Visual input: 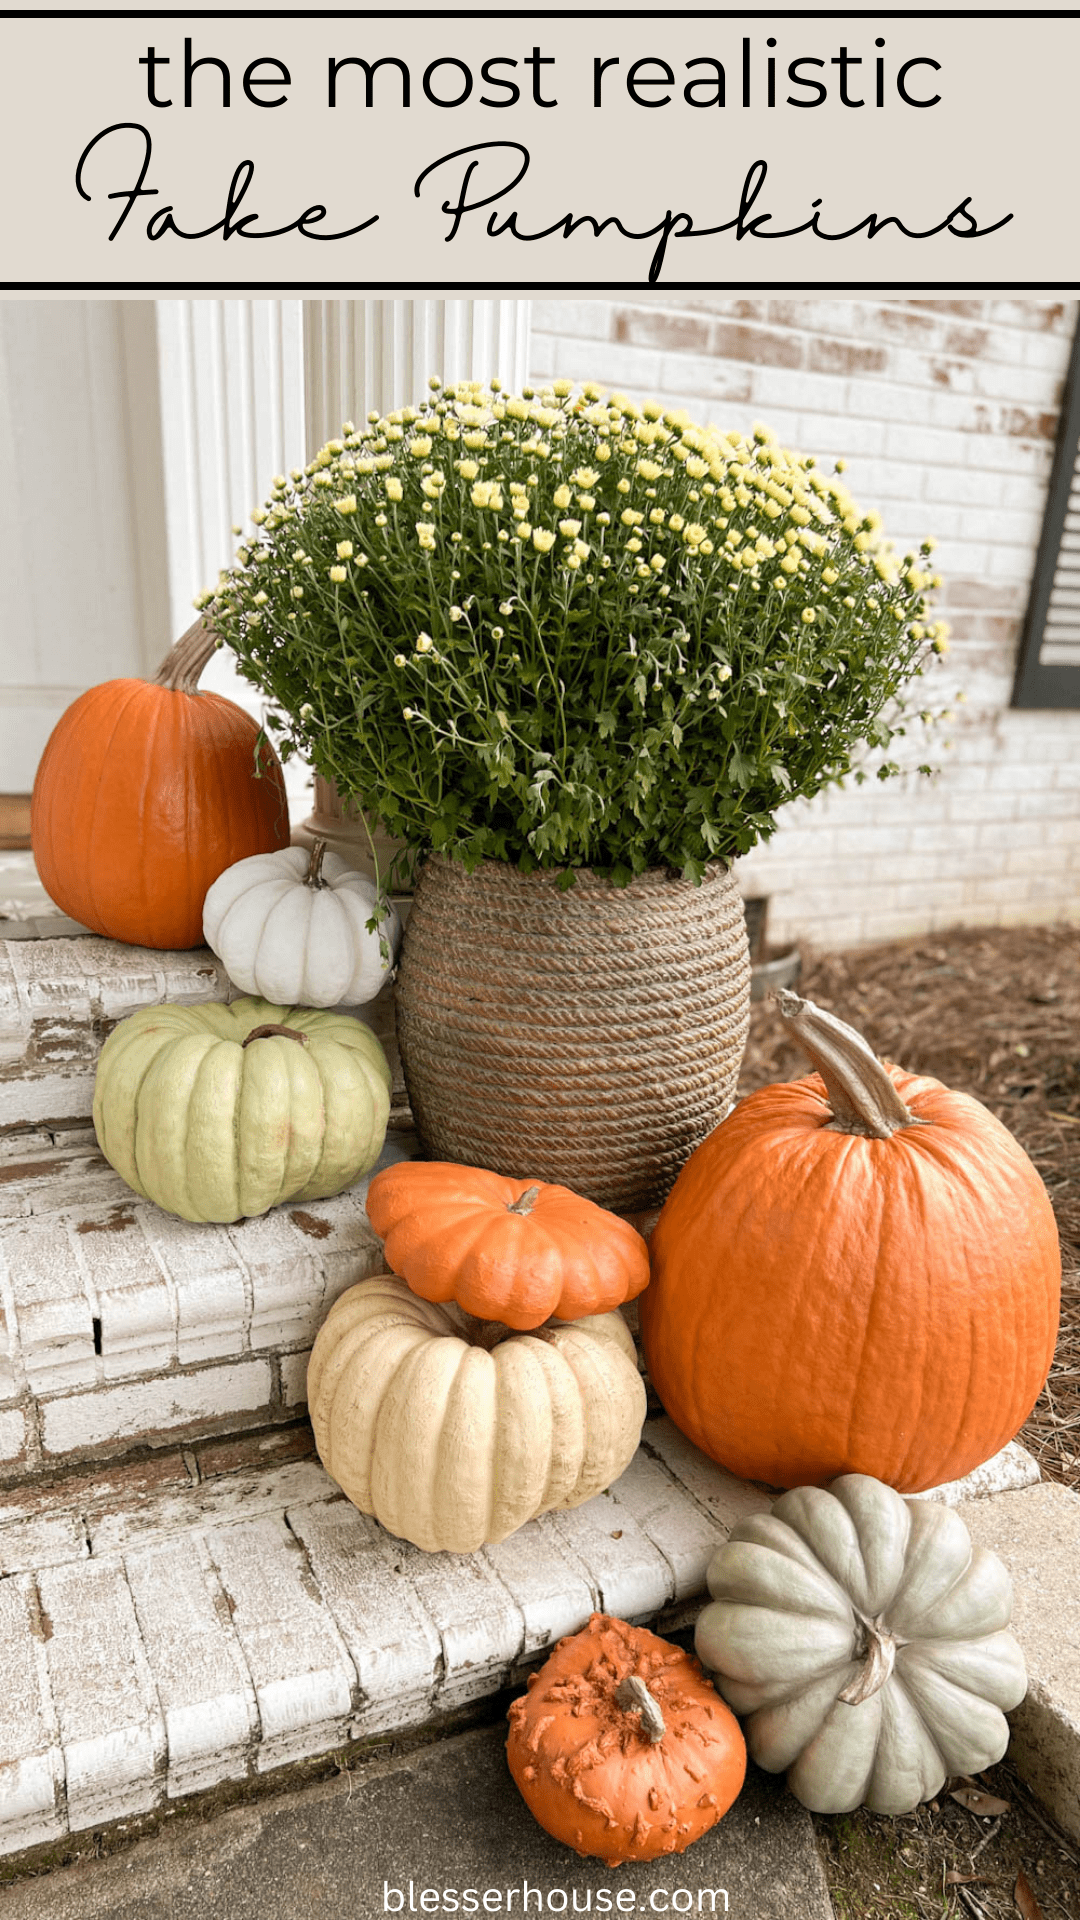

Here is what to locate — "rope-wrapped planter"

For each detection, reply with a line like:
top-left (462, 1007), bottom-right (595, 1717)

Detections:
top-left (395, 857), bottom-right (752, 1213)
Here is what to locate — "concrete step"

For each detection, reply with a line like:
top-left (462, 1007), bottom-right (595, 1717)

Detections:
top-left (0, 1723), bottom-right (837, 1920)
top-left (0, 1124), bottom-right (419, 1478)
top-left (0, 935), bottom-right (399, 1131)
top-left (959, 1481), bottom-right (1080, 1846)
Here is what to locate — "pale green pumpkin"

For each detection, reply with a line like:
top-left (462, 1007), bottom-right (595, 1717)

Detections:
top-left (93, 997), bottom-right (391, 1223)
top-left (694, 1475), bottom-right (1027, 1817)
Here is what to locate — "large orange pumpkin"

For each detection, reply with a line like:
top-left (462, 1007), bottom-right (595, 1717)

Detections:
top-left (639, 991), bottom-right (1061, 1495)
top-left (31, 621), bottom-right (289, 950)
top-left (366, 1160), bottom-right (650, 1330)
top-left (507, 1613), bottom-right (746, 1866)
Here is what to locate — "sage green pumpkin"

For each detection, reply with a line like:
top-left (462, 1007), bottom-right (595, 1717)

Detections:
top-left (694, 1475), bottom-right (1027, 1816)
top-left (93, 998), bottom-right (391, 1223)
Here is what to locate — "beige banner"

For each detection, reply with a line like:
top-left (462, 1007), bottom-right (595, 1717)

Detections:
top-left (0, 13), bottom-right (1071, 288)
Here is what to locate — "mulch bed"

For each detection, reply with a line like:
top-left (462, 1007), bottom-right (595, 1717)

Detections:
top-left (816, 1757), bottom-right (1079, 1920)
top-left (737, 925), bottom-right (1080, 1494)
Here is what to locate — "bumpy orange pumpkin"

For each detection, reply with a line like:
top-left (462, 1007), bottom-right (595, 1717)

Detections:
top-left (366, 1161), bottom-right (650, 1330)
top-left (507, 1613), bottom-right (746, 1866)
top-left (31, 621), bottom-right (289, 950)
top-left (640, 991), bottom-right (1061, 1495)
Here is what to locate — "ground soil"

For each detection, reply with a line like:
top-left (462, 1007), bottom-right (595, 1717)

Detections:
top-left (739, 924), bottom-right (1080, 1493)
top-left (816, 1759), bottom-right (1079, 1920)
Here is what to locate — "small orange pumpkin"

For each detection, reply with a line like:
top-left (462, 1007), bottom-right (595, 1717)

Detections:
top-left (640, 990), bottom-right (1062, 1495)
top-left (365, 1161), bottom-right (650, 1330)
top-left (507, 1613), bottom-right (746, 1866)
top-left (31, 621), bottom-right (289, 950)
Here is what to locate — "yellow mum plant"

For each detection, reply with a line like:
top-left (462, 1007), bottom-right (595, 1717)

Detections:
top-left (203, 379), bottom-right (946, 884)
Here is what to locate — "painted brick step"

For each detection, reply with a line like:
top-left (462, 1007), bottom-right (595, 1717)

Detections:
top-left (0, 936), bottom-right (399, 1131)
top-left (0, 1415), bottom-right (767, 1856)
top-left (0, 1125), bottom-right (420, 1479)
top-left (0, 1416), bottom-right (1046, 1862)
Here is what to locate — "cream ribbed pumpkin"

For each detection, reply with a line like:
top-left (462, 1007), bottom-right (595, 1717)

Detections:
top-left (694, 1475), bottom-right (1027, 1816)
top-left (93, 998), bottom-right (391, 1223)
top-left (202, 838), bottom-right (400, 1007)
top-left (308, 1275), bottom-right (647, 1552)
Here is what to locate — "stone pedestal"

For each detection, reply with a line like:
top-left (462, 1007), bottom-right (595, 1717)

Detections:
top-left (292, 778), bottom-right (412, 893)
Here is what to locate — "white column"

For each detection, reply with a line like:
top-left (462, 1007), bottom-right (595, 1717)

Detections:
top-left (303, 299), bottom-right (531, 452)
top-left (155, 300), bottom-right (307, 642)
top-left (154, 299), bottom-right (309, 807)
top-left (155, 298), bottom-right (530, 836)
top-left (154, 297), bottom-right (531, 634)
top-left (297, 298), bottom-right (531, 867)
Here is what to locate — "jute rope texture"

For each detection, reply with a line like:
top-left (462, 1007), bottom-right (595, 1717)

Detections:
top-left (395, 857), bottom-right (752, 1213)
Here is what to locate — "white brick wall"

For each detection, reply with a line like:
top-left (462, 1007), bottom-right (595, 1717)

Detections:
top-left (530, 297), bottom-right (1080, 949)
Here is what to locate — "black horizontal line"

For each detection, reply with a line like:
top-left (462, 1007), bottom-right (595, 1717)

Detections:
top-left (2, 282), bottom-right (1076, 293)
top-left (1, 9), bottom-right (1077, 17)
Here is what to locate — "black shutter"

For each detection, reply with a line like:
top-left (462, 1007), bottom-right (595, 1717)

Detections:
top-left (1014, 316), bottom-right (1080, 710)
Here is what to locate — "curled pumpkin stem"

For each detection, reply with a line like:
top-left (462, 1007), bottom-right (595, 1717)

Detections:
top-left (241, 1024), bottom-right (309, 1049)
top-left (838, 1621), bottom-right (897, 1705)
top-left (153, 618), bottom-right (220, 693)
top-left (615, 1673), bottom-right (666, 1744)
top-left (776, 990), bottom-right (921, 1141)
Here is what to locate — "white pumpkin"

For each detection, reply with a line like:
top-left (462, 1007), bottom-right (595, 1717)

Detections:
top-left (307, 1275), bottom-right (647, 1553)
top-left (694, 1475), bottom-right (1027, 1816)
top-left (203, 838), bottom-right (401, 1007)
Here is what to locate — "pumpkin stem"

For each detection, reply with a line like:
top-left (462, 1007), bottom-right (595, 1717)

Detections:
top-left (460, 1315), bottom-right (515, 1351)
top-left (838, 1621), bottom-right (897, 1705)
top-left (153, 619), bottom-right (221, 693)
top-left (305, 839), bottom-right (329, 890)
top-left (615, 1674), bottom-right (666, 1745)
top-left (459, 1313), bottom-right (558, 1350)
top-left (241, 1024), bottom-right (309, 1049)
top-left (776, 990), bottom-right (921, 1141)
top-left (507, 1185), bottom-right (542, 1216)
